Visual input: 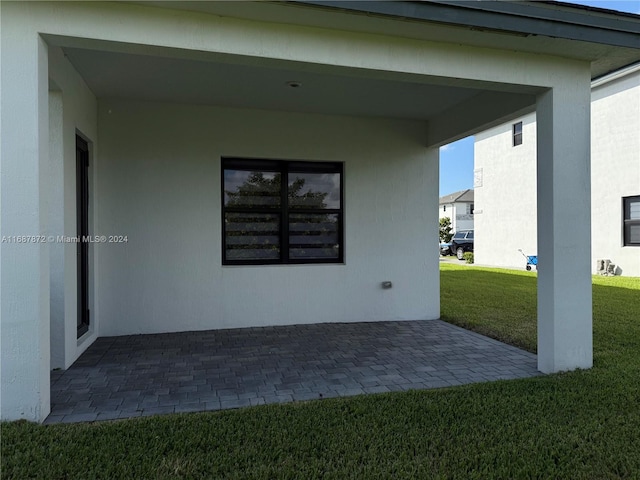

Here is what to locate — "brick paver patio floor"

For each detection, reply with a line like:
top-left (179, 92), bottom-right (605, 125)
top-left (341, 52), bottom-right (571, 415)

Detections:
top-left (45, 320), bottom-right (540, 424)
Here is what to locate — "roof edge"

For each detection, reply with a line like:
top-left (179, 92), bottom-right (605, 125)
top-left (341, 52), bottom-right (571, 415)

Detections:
top-left (292, 1), bottom-right (640, 49)
top-left (592, 61), bottom-right (640, 87)
top-left (439, 188), bottom-right (474, 204)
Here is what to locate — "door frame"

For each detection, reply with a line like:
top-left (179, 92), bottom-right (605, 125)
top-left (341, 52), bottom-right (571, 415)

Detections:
top-left (76, 134), bottom-right (90, 338)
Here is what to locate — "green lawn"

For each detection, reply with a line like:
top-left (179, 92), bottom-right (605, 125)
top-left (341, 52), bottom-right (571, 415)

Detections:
top-left (3, 265), bottom-right (640, 479)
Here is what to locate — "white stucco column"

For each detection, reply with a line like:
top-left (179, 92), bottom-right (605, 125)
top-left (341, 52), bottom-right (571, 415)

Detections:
top-left (0, 30), bottom-right (51, 421)
top-left (49, 90), bottom-right (66, 370)
top-left (536, 74), bottom-right (592, 373)
top-left (426, 146), bottom-right (441, 319)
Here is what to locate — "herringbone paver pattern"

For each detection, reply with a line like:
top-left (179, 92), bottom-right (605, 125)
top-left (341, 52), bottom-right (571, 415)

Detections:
top-left (45, 320), bottom-right (540, 423)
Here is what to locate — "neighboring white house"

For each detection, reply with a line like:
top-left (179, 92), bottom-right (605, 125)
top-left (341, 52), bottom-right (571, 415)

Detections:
top-left (474, 63), bottom-right (640, 277)
top-left (439, 189), bottom-right (474, 233)
top-left (2, 0), bottom-right (639, 422)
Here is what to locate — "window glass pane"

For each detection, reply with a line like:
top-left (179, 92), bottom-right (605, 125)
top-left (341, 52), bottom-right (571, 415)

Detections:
top-left (222, 158), bottom-right (343, 265)
top-left (467, 231), bottom-right (474, 239)
top-left (629, 200), bottom-right (640, 220)
top-left (224, 170), bottom-right (281, 208)
top-left (513, 122), bottom-right (523, 146)
top-left (225, 212), bottom-right (280, 260)
top-left (628, 224), bottom-right (640, 244)
top-left (289, 213), bottom-right (340, 259)
top-left (288, 173), bottom-right (341, 209)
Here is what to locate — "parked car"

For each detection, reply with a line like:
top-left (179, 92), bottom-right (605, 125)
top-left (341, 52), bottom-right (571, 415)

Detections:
top-left (451, 230), bottom-right (474, 260)
top-left (439, 242), bottom-right (452, 256)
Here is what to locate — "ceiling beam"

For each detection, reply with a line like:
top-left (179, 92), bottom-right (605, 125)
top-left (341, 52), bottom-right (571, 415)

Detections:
top-left (426, 90), bottom-right (537, 148)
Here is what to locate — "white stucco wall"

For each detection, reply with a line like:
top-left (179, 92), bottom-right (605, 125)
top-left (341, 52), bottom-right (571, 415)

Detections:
top-left (475, 69), bottom-right (640, 277)
top-left (474, 114), bottom-right (538, 269)
top-left (454, 202), bottom-right (474, 232)
top-left (0, 0), bottom-right (599, 421)
top-left (439, 205), bottom-right (451, 220)
top-left (48, 91), bottom-right (65, 369)
top-left (591, 71), bottom-right (640, 277)
top-left (48, 46), bottom-right (99, 369)
top-left (96, 100), bottom-right (439, 336)
top-left (1, 30), bottom-right (52, 421)
top-left (438, 204), bottom-right (453, 236)
top-left (439, 202), bottom-right (474, 233)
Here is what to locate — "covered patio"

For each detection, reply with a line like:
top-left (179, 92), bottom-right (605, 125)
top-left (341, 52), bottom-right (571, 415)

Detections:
top-left (3, 1), bottom-right (639, 423)
top-left (45, 320), bottom-right (539, 423)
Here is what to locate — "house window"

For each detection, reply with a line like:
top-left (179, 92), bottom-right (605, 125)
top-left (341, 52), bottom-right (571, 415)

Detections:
top-left (468, 203), bottom-right (474, 215)
top-left (512, 121), bottom-right (523, 146)
top-left (222, 158), bottom-right (344, 265)
top-left (623, 196), bottom-right (640, 246)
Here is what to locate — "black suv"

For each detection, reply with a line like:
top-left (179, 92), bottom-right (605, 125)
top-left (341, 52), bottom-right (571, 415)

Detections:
top-left (450, 230), bottom-right (474, 260)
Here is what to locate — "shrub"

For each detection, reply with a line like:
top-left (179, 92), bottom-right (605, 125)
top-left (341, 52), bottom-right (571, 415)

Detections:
top-left (463, 252), bottom-right (474, 264)
top-left (439, 217), bottom-right (453, 243)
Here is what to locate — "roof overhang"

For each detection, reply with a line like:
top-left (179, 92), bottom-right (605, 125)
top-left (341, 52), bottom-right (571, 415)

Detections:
top-left (134, 0), bottom-right (639, 79)
top-left (46, 0), bottom-right (639, 146)
top-left (295, 0), bottom-right (640, 78)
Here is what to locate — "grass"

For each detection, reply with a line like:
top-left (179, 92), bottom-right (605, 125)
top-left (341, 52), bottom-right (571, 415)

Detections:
top-left (2, 265), bottom-right (640, 479)
top-left (440, 264), bottom-right (538, 351)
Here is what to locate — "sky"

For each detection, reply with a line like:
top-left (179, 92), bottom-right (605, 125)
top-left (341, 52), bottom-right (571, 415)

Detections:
top-left (438, 0), bottom-right (640, 197)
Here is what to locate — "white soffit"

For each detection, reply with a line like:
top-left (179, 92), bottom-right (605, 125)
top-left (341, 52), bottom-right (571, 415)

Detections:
top-left (61, 46), bottom-right (537, 121)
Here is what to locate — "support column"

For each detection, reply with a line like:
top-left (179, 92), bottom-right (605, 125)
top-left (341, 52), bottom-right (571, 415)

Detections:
top-left (427, 146), bottom-right (440, 320)
top-left (536, 75), bottom-right (592, 373)
top-left (0, 29), bottom-right (51, 421)
top-left (49, 90), bottom-right (66, 370)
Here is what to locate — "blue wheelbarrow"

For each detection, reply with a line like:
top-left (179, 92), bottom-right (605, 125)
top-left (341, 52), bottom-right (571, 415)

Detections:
top-left (518, 249), bottom-right (538, 271)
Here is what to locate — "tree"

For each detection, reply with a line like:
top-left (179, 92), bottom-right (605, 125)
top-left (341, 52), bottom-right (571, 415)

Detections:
top-left (224, 172), bottom-right (334, 260)
top-left (225, 172), bottom-right (328, 208)
top-left (439, 217), bottom-right (453, 243)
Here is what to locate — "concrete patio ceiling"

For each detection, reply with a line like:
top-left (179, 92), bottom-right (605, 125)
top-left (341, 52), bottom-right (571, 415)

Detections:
top-left (60, 44), bottom-right (541, 126)
top-left (62, 47), bottom-right (486, 121)
top-left (51, 0), bottom-right (639, 146)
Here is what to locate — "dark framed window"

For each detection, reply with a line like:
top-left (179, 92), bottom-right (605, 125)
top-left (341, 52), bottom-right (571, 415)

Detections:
top-left (76, 135), bottom-right (90, 338)
top-left (222, 158), bottom-right (344, 265)
top-left (512, 121), bottom-right (523, 146)
top-left (623, 195), bottom-right (640, 246)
